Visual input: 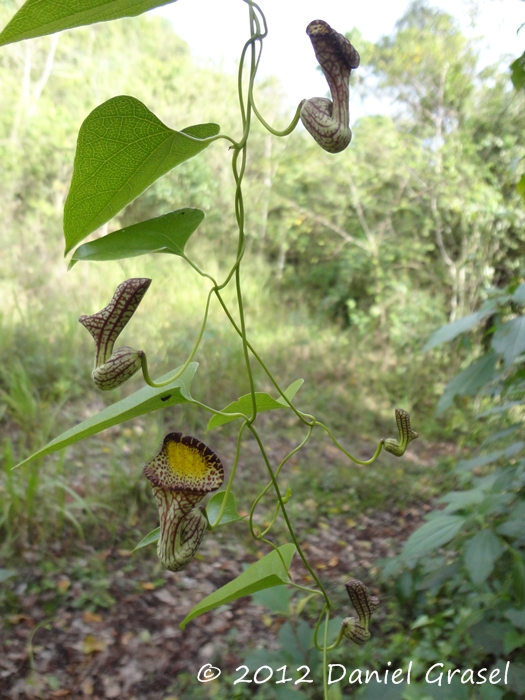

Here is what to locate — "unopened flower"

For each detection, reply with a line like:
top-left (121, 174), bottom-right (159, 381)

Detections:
top-left (144, 432), bottom-right (224, 572)
top-left (79, 278), bottom-right (151, 390)
top-left (342, 579), bottom-right (380, 645)
top-left (300, 20), bottom-right (360, 153)
top-left (383, 408), bottom-right (419, 457)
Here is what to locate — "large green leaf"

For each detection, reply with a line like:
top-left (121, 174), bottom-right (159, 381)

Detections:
top-left (437, 351), bottom-right (498, 416)
top-left (423, 311), bottom-right (490, 351)
top-left (464, 530), bottom-right (505, 586)
top-left (492, 316), bottom-right (525, 367)
top-left (180, 544), bottom-right (296, 629)
top-left (402, 515), bottom-right (465, 560)
top-left (207, 379), bottom-right (304, 431)
top-left (15, 364), bottom-right (197, 468)
top-left (455, 442), bottom-right (525, 473)
top-left (0, 0), bottom-right (177, 46)
top-left (69, 208), bottom-right (204, 267)
top-left (64, 96), bottom-right (219, 252)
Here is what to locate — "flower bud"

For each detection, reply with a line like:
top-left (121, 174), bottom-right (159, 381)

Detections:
top-left (383, 408), bottom-right (419, 457)
top-left (79, 277), bottom-right (151, 389)
top-left (341, 579), bottom-right (380, 645)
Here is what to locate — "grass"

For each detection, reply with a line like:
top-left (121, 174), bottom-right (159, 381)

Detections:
top-left (0, 244), bottom-right (464, 574)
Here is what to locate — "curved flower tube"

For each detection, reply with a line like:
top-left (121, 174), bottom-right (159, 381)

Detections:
top-left (144, 432), bottom-right (224, 572)
top-left (341, 579), bottom-right (380, 645)
top-left (79, 277), bottom-right (151, 391)
top-left (383, 408), bottom-right (419, 457)
top-left (300, 19), bottom-right (360, 154)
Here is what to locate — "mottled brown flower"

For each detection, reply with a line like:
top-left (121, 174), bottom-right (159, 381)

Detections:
top-left (79, 278), bottom-right (151, 390)
top-left (144, 432), bottom-right (224, 572)
top-left (300, 20), bottom-right (360, 153)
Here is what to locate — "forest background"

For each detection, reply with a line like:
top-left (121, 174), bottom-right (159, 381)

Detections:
top-left (0, 0), bottom-right (525, 698)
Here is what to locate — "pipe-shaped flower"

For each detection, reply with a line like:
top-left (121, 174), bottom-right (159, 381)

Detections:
top-left (342, 579), bottom-right (380, 645)
top-left (79, 278), bottom-right (151, 391)
top-left (300, 20), bottom-right (360, 154)
top-left (383, 408), bottom-right (419, 457)
top-left (144, 432), bottom-right (224, 572)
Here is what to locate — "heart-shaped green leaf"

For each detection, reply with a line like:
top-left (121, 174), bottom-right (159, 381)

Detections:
top-left (0, 0), bottom-right (178, 46)
top-left (64, 95), bottom-right (219, 253)
top-left (69, 208), bottom-right (204, 267)
top-left (15, 364), bottom-right (197, 468)
top-left (206, 491), bottom-right (244, 527)
top-left (207, 379), bottom-right (304, 431)
top-left (180, 544), bottom-right (296, 629)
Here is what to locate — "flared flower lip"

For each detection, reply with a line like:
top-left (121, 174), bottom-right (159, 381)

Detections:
top-left (143, 432), bottom-right (224, 494)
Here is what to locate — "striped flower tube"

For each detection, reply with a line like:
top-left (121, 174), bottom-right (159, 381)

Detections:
top-left (79, 277), bottom-right (151, 391)
top-left (300, 20), bottom-right (360, 154)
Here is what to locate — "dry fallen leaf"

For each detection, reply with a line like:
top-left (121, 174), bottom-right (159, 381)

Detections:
top-left (81, 635), bottom-right (107, 654)
top-left (56, 576), bottom-right (71, 592)
top-left (82, 611), bottom-right (103, 623)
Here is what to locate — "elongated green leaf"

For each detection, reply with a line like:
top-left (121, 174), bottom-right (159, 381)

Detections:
top-left (492, 316), bottom-right (525, 367)
top-left (69, 208), bottom-right (204, 267)
top-left (439, 489), bottom-right (485, 514)
top-left (132, 527), bottom-right (160, 552)
top-left (464, 530), bottom-right (504, 585)
top-left (64, 96), bottom-right (219, 252)
top-left (180, 544), bottom-right (296, 629)
top-left (402, 515), bottom-right (465, 560)
top-left (455, 442), bottom-right (525, 473)
top-left (424, 311), bottom-right (490, 351)
top-left (207, 379), bottom-right (304, 431)
top-left (0, 0), bottom-right (177, 46)
top-left (15, 364), bottom-right (197, 468)
top-left (437, 351), bottom-right (498, 416)
top-left (206, 491), bottom-right (243, 526)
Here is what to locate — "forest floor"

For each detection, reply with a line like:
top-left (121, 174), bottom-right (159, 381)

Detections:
top-left (0, 430), bottom-right (458, 700)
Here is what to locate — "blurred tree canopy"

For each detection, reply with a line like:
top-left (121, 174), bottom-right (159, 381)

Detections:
top-left (266, 1), bottom-right (525, 345)
top-left (1, 0), bottom-right (524, 359)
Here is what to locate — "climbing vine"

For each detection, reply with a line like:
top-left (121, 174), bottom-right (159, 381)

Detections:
top-left (1, 1), bottom-right (418, 697)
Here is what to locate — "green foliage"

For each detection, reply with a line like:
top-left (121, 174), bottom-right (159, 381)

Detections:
top-left (380, 280), bottom-right (525, 699)
top-left (17, 364), bottom-right (197, 467)
top-left (1, 1), bottom-right (525, 697)
top-left (63, 95), bottom-right (218, 251)
top-left (511, 52), bottom-right (525, 92)
top-left (180, 544), bottom-right (297, 629)
top-left (207, 379), bottom-right (304, 430)
top-left (70, 207), bottom-right (205, 266)
top-left (0, 0), bottom-right (177, 46)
